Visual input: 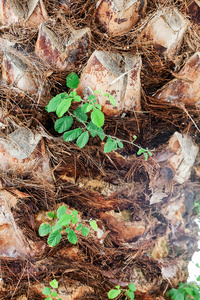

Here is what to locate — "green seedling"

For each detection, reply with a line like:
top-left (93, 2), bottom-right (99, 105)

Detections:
top-left (45, 72), bottom-right (152, 160)
top-left (38, 205), bottom-right (98, 247)
top-left (108, 282), bottom-right (136, 299)
top-left (42, 279), bottom-right (62, 300)
top-left (166, 281), bottom-right (200, 300)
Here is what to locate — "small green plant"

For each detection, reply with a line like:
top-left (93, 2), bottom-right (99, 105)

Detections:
top-left (108, 282), bottom-right (136, 299)
top-left (38, 205), bottom-right (98, 247)
top-left (42, 279), bottom-right (62, 300)
top-left (45, 72), bottom-right (152, 160)
top-left (194, 199), bottom-right (200, 214)
top-left (166, 281), bottom-right (200, 300)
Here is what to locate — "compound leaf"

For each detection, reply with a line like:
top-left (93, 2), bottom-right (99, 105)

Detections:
top-left (54, 116), bottom-right (73, 133)
top-left (63, 128), bottom-right (82, 142)
top-left (47, 230), bottom-right (61, 247)
top-left (67, 229), bottom-right (78, 244)
top-left (91, 109), bottom-right (104, 127)
top-left (39, 223), bottom-right (52, 237)
top-left (76, 131), bottom-right (89, 148)
top-left (66, 72), bottom-right (79, 89)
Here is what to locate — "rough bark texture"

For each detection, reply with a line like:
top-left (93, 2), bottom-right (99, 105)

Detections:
top-left (0, 0), bottom-right (199, 299)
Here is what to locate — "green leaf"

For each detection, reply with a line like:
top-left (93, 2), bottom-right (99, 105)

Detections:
top-left (108, 289), bottom-right (121, 299)
top-left (197, 275), bottom-right (200, 281)
top-left (65, 228), bottom-right (70, 233)
top-left (174, 294), bottom-right (184, 300)
top-left (91, 109), bottom-right (105, 127)
top-left (72, 216), bottom-right (78, 224)
top-left (137, 148), bottom-right (145, 155)
top-left (104, 138), bottom-right (117, 153)
top-left (50, 279), bottom-right (58, 288)
top-left (81, 103), bottom-right (94, 113)
top-left (88, 95), bottom-right (96, 101)
top-left (70, 91), bottom-right (77, 97)
top-left (54, 116), bottom-right (73, 133)
top-left (63, 128), bottom-right (82, 142)
top-left (94, 103), bottom-right (101, 110)
top-left (51, 291), bottom-right (58, 297)
top-left (67, 229), bottom-right (78, 244)
top-left (45, 297), bottom-right (52, 300)
top-left (90, 220), bottom-right (98, 231)
top-left (87, 122), bottom-right (98, 137)
top-left (57, 205), bottom-right (67, 218)
top-left (47, 212), bottom-right (54, 219)
top-left (148, 151), bottom-right (153, 156)
top-left (45, 93), bottom-right (67, 112)
top-left (52, 222), bottom-right (63, 232)
top-left (76, 131), bottom-right (89, 148)
top-left (72, 210), bottom-right (78, 216)
top-left (66, 72), bottom-right (79, 89)
top-left (104, 93), bottom-right (109, 97)
top-left (133, 135), bottom-right (137, 140)
top-left (74, 95), bottom-right (82, 102)
top-left (144, 152), bottom-right (148, 161)
top-left (56, 98), bottom-right (72, 117)
top-left (58, 214), bottom-right (72, 226)
top-left (96, 127), bottom-right (105, 141)
top-left (76, 223), bottom-right (82, 231)
top-left (39, 223), bottom-right (52, 236)
top-left (128, 283), bottom-right (136, 292)
top-left (42, 287), bottom-right (51, 295)
top-left (108, 94), bottom-right (116, 106)
top-left (47, 230), bottom-right (62, 247)
top-left (74, 107), bottom-right (88, 122)
top-left (127, 290), bottom-right (135, 300)
top-left (117, 141), bottom-right (123, 149)
top-left (81, 227), bottom-right (89, 237)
